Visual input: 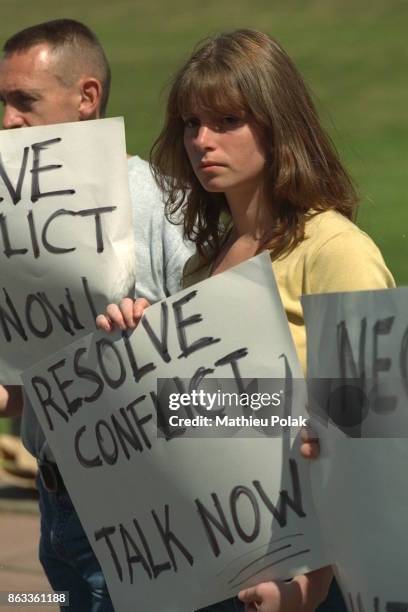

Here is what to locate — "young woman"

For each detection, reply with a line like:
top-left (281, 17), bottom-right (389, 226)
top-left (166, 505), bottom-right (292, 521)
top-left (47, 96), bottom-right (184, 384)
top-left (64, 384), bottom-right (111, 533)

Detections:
top-left (97, 29), bottom-right (394, 611)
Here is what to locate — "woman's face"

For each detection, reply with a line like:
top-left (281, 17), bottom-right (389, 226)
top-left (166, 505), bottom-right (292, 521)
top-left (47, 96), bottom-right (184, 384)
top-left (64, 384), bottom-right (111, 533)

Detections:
top-left (183, 110), bottom-right (267, 198)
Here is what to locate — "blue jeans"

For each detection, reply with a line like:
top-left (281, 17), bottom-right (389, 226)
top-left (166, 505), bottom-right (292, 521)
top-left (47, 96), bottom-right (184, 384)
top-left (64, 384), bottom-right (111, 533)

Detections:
top-left (37, 477), bottom-right (114, 612)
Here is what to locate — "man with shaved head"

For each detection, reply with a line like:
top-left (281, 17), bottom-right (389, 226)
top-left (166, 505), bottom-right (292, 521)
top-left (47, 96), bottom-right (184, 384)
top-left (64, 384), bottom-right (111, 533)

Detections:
top-left (0, 18), bottom-right (191, 612)
top-left (0, 19), bottom-right (110, 126)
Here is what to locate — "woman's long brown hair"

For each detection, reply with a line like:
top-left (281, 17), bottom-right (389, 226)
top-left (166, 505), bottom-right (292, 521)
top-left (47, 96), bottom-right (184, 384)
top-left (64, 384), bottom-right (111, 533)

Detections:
top-left (151, 29), bottom-right (359, 263)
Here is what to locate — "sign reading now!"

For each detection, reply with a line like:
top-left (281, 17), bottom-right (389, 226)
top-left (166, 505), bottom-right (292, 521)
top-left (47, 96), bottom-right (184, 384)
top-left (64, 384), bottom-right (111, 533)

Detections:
top-left (0, 117), bottom-right (135, 383)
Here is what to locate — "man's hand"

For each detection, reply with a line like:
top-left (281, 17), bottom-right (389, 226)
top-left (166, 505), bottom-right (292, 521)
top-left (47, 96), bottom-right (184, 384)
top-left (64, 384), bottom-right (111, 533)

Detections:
top-left (0, 385), bottom-right (23, 418)
top-left (96, 297), bottom-right (150, 332)
top-left (300, 425), bottom-right (320, 459)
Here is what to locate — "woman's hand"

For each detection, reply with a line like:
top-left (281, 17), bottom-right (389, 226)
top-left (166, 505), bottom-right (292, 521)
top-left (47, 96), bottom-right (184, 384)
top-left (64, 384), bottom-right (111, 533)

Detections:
top-left (238, 581), bottom-right (289, 612)
top-left (300, 425), bottom-right (320, 459)
top-left (96, 297), bottom-right (150, 332)
top-left (238, 567), bottom-right (332, 611)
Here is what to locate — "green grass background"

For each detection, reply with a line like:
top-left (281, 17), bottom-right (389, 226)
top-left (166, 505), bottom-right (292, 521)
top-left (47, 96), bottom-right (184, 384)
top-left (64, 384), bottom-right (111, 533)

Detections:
top-left (0, 0), bottom-right (406, 286)
top-left (0, 419), bottom-right (8, 433)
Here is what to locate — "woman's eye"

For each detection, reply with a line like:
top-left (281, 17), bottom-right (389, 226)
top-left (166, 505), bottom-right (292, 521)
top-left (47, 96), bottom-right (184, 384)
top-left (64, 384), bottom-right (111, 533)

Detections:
top-left (221, 115), bottom-right (242, 127)
top-left (184, 117), bottom-right (199, 129)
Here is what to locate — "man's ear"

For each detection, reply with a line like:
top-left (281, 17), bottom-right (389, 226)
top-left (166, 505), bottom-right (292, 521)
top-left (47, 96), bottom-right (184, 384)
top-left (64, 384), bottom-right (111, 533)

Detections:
top-left (78, 77), bottom-right (103, 120)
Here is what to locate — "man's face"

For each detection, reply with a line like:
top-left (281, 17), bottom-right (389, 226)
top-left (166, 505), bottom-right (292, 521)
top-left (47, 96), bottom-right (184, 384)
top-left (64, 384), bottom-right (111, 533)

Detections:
top-left (0, 43), bottom-right (82, 128)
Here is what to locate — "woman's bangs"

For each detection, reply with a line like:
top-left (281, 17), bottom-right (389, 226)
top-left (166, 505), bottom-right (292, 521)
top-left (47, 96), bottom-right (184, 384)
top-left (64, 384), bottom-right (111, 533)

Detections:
top-left (177, 65), bottom-right (247, 119)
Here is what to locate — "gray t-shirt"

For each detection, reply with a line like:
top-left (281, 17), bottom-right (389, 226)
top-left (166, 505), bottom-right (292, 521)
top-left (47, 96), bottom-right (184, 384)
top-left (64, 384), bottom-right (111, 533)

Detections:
top-left (21, 155), bottom-right (193, 460)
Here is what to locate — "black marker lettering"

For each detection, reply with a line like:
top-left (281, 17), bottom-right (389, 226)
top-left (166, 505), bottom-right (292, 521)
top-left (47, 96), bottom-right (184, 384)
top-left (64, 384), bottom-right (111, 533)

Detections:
top-left (0, 146), bottom-right (29, 204)
top-left (96, 338), bottom-right (126, 389)
top-left (30, 138), bottom-right (75, 203)
top-left (41, 207), bottom-right (116, 254)
top-left (74, 426), bottom-right (102, 468)
top-left (122, 331), bottom-right (156, 382)
top-left (31, 376), bottom-right (68, 431)
top-left (111, 407), bottom-right (144, 458)
top-left (195, 493), bottom-right (234, 557)
top-left (48, 358), bottom-right (81, 416)
top-left (37, 290), bottom-right (84, 336)
top-left (125, 396), bottom-right (154, 450)
top-left (0, 289), bottom-right (28, 341)
top-left (133, 518), bottom-right (171, 578)
top-left (95, 420), bottom-right (119, 465)
top-left (214, 348), bottom-right (249, 394)
top-left (151, 504), bottom-right (194, 571)
top-left (0, 213), bottom-right (28, 256)
top-left (173, 290), bottom-right (221, 358)
top-left (76, 206), bottom-right (116, 253)
top-left (81, 277), bottom-right (98, 321)
top-left (74, 347), bottom-right (104, 401)
top-left (372, 316), bottom-right (397, 413)
top-left (189, 367), bottom-right (221, 417)
top-left (25, 294), bottom-right (53, 338)
top-left (94, 526), bottom-right (123, 581)
top-left (27, 210), bottom-right (40, 258)
top-left (141, 302), bottom-right (171, 363)
top-left (337, 319), bottom-right (367, 380)
top-left (41, 209), bottom-right (77, 254)
top-left (150, 389), bottom-right (186, 441)
top-left (230, 486), bottom-right (260, 543)
top-left (253, 459), bottom-right (306, 527)
top-left (119, 523), bottom-right (152, 582)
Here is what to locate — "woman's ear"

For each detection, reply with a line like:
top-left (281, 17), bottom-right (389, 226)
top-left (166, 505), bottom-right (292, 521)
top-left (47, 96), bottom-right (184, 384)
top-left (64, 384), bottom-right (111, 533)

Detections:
top-left (78, 77), bottom-right (103, 120)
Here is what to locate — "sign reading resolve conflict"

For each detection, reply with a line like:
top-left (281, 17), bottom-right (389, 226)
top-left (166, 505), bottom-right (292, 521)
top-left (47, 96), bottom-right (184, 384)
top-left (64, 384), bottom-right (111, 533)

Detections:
top-left (303, 287), bottom-right (408, 610)
top-left (23, 254), bottom-right (329, 612)
top-left (0, 117), bottom-right (135, 383)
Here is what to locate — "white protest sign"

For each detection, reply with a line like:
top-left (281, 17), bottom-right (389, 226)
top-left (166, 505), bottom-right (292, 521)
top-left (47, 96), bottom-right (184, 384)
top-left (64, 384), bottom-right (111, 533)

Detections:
top-left (23, 253), bottom-right (329, 612)
top-left (0, 117), bottom-right (135, 383)
top-left (303, 287), bottom-right (408, 611)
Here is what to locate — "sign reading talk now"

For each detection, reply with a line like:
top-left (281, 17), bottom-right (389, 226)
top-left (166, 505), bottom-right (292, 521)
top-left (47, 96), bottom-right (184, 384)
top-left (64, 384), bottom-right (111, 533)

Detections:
top-left (23, 254), bottom-right (329, 612)
top-left (0, 117), bottom-right (135, 383)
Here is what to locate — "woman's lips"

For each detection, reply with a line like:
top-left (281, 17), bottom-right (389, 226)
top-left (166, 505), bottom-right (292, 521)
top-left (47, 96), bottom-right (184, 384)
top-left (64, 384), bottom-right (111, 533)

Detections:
top-left (199, 161), bottom-right (225, 170)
